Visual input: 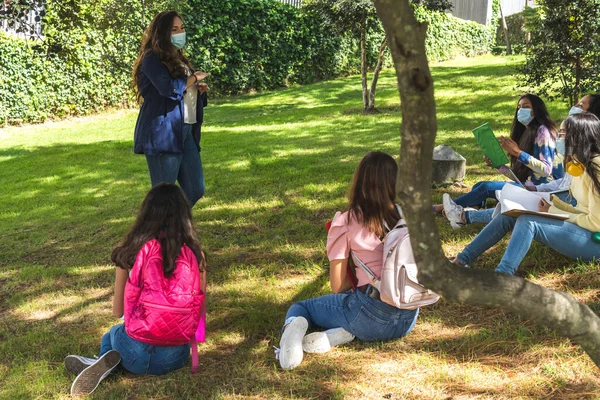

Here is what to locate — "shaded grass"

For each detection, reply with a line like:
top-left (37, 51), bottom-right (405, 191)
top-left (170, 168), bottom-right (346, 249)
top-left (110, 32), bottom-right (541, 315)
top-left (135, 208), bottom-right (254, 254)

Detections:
top-left (1, 55), bottom-right (599, 399)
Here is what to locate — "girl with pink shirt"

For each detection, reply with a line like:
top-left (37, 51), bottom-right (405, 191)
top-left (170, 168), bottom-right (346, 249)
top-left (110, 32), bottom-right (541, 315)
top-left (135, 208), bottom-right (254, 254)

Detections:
top-left (277, 152), bottom-right (419, 370)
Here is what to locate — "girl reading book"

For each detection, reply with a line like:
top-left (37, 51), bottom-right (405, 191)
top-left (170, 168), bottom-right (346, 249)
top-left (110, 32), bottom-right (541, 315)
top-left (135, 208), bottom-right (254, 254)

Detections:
top-left (451, 112), bottom-right (600, 275)
top-left (433, 94), bottom-right (558, 225)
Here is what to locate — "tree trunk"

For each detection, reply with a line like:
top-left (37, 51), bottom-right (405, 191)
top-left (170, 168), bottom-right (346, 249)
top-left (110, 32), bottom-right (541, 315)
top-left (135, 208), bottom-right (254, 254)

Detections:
top-left (360, 16), bottom-right (369, 111)
top-left (372, 0), bottom-right (600, 368)
top-left (499, 3), bottom-right (512, 55)
top-left (365, 37), bottom-right (388, 114)
top-left (141, 0), bottom-right (147, 29)
top-left (574, 56), bottom-right (582, 105)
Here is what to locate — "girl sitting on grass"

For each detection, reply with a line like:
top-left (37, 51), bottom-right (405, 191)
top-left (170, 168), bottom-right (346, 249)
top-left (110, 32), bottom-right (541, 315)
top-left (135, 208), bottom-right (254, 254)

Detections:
top-left (433, 94), bottom-right (558, 226)
top-left (452, 113), bottom-right (600, 275)
top-left (64, 183), bottom-right (206, 395)
top-left (277, 151), bottom-right (419, 370)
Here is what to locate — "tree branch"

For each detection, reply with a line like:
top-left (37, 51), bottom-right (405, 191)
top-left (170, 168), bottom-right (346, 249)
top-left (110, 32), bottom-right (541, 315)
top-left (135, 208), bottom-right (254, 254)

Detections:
top-left (372, 0), bottom-right (600, 368)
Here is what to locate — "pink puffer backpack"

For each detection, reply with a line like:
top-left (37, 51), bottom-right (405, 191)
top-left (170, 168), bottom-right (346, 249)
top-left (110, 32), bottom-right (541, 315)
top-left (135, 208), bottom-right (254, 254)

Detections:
top-left (124, 239), bottom-right (205, 372)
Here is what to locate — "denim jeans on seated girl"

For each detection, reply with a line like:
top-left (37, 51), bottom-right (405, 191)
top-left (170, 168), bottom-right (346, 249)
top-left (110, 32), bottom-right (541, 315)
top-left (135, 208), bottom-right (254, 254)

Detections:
top-left (464, 191), bottom-right (577, 225)
top-left (100, 324), bottom-right (189, 375)
top-left (285, 289), bottom-right (419, 342)
top-left (453, 181), bottom-right (516, 208)
top-left (456, 214), bottom-right (600, 275)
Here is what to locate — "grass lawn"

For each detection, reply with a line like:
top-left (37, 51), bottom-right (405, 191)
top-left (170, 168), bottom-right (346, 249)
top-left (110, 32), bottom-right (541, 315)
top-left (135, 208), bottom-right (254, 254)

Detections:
top-left (1, 55), bottom-right (599, 399)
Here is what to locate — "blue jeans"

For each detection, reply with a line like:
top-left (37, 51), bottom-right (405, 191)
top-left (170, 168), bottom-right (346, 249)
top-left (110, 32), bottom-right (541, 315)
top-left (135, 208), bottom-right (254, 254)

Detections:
top-left (456, 214), bottom-right (600, 275)
top-left (454, 181), bottom-right (515, 208)
top-left (463, 190), bottom-right (578, 225)
top-left (100, 324), bottom-right (190, 375)
top-left (145, 124), bottom-right (205, 207)
top-left (285, 288), bottom-right (419, 342)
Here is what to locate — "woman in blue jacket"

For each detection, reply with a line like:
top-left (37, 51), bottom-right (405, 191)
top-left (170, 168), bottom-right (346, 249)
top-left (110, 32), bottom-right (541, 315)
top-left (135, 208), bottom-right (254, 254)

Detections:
top-left (132, 10), bottom-right (209, 207)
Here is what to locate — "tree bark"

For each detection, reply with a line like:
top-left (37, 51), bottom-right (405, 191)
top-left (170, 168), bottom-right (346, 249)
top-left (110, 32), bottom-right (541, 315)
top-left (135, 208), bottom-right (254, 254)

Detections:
top-left (360, 16), bottom-right (369, 111)
top-left (499, 3), bottom-right (512, 55)
top-left (372, 0), bottom-right (600, 368)
top-left (365, 37), bottom-right (388, 114)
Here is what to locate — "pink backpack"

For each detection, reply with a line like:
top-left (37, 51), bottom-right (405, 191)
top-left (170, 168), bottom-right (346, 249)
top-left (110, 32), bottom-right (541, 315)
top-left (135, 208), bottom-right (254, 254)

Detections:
top-left (124, 239), bottom-right (205, 372)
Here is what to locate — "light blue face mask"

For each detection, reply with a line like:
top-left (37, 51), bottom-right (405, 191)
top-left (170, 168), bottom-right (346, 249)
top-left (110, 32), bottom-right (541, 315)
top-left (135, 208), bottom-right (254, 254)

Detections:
top-left (171, 32), bottom-right (186, 50)
top-left (555, 137), bottom-right (566, 155)
top-left (517, 107), bottom-right (534, 126)
top-left (569, 106), bottom-right (584, 115)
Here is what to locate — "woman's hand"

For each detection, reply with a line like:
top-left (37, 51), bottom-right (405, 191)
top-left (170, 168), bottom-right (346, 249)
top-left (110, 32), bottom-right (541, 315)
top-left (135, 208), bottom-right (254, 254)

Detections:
top-left (483, 156), bottom-right (493, 167)
top-left (538, 198), bottom-right (551, 213)
top-left (194, 71), bottom-right (209, 81)
top-left (525, 181), bottom-right (537, 191)
top-left (197, 82), bottom-right (210, 94)
top-left (499, 136), bottom-right (522, 157)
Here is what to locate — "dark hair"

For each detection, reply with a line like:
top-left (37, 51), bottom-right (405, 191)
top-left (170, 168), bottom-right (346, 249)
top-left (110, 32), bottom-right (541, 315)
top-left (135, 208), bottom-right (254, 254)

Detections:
top-left (510, 94), bottom-right (558, 182)
top-left (111, 183), bottom-right (205, 277)
top-left (564, 112), bottom-right (600, 196)
top-left (132, 10), bottom-right (193, 103)
top-left (347, 151), bottom-right (400, 238)
top-left (585, 94), bottom-right (600, 119)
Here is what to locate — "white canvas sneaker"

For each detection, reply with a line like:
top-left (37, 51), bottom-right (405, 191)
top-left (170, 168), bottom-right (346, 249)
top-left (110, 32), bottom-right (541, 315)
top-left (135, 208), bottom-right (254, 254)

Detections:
top-left (278, 317), bottom-right (308, 370)
top-left (442, 193), bottom-right (465, 229)
top-left (302, 327), bottom-right (355, 353)
top-left (64, 355), bottom-right (98, 375)
top-left (70, 350), bottom-right (121, 395)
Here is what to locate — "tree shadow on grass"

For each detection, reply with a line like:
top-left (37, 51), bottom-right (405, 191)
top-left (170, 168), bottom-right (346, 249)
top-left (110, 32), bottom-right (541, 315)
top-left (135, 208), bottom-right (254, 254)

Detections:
top-left (0, 60), bottom-right (594, 398)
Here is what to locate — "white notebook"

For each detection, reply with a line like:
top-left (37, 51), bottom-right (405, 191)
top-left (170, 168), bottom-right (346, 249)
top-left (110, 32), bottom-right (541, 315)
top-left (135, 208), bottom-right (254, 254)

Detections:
top-left (491, 184), bottom-right (569, 220)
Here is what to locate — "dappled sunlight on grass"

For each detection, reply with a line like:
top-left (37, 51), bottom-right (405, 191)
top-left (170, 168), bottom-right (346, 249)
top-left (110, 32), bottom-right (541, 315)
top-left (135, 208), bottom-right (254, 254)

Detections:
top-left (1, 55), bottom-right (598, 398)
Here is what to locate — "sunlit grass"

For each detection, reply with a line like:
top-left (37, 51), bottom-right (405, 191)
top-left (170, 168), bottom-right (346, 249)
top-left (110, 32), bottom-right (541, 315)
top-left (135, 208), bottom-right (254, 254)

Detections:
top-left (1, 54), bottom-right (599, 399)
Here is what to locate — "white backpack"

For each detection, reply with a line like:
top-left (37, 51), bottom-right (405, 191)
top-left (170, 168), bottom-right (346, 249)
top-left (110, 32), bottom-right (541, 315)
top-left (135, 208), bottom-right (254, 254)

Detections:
top-left (351, 208), bottom-right (440, 310)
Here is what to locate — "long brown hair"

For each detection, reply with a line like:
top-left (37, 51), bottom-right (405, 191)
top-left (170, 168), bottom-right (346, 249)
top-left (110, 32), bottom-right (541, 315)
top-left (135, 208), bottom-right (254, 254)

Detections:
top-left (347, 151), bottom-right (401, 238)
top-left (509, 94), bottom-right (558, 181)
top-left (131, 10), bottom-right (193, 102)
top-left (111, 183), bottom-right (205, 277)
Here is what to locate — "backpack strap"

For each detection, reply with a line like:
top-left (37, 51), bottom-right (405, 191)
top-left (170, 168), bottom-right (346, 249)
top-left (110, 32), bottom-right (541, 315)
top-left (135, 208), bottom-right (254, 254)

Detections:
top-left (190, 335), bottom-right (198, 374)
top-left (350, 251), bottom-right (380, 285)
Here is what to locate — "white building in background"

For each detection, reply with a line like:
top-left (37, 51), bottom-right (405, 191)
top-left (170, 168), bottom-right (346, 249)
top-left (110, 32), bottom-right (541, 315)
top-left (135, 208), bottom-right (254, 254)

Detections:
top-left (0, 4), bottom-right (43, 39)
top-left (448, 0), bottom-right (535, 26)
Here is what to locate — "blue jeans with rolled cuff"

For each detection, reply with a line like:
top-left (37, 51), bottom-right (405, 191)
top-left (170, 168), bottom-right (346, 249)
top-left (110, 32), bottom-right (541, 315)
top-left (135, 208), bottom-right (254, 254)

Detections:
top-left (284, 287), bottom-right (419, 342)
top-left (100, 323), bottom-right (189, 376)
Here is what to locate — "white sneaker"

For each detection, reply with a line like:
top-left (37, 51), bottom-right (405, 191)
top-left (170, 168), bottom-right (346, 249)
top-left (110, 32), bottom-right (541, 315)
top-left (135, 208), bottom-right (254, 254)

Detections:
top-left (70, 350), bottom-right (121, 395)
top-left (443, 193), bottom-right (465, 229)
top-left (302, 327), bottom-right (355, 353)
top-left (279, 317), bottom-right (308, 370)
top-left (64, 355), bottom-right (97, 375)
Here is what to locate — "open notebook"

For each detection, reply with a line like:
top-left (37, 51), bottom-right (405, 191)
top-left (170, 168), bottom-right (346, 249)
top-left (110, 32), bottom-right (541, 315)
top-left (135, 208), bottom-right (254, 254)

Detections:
top-left (491, 184), bottom-right (570, 220)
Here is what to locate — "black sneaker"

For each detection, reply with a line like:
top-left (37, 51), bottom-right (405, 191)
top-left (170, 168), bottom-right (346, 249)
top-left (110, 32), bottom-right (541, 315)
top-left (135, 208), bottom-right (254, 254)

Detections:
top-left (70, 350), bottom-right (121, 395)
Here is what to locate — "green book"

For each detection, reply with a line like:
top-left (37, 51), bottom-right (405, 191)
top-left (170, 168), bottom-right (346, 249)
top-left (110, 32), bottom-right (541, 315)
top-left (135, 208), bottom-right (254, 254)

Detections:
top-left (472, 122), bottom-right (510, 168)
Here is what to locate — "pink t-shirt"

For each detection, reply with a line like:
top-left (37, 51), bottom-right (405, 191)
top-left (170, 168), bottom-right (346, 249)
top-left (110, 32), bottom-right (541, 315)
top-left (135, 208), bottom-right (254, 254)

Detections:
top-left (326, 211), bottom-right (383, 287)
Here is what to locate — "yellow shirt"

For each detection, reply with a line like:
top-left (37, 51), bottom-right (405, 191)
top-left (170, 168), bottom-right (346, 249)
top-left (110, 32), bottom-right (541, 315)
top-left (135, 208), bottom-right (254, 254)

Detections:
top-left (549, 156), bottom-right (600, 232)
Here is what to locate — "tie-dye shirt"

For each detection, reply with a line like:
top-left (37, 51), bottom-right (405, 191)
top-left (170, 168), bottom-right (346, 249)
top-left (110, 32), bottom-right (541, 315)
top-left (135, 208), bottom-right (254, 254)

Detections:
top-left (517, 125), bottom-right (555, 184)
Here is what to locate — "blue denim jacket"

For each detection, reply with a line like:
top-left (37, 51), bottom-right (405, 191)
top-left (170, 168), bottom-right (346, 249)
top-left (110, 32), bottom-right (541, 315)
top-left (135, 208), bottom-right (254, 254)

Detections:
top-left (133, 52), bottom-right (208, 155)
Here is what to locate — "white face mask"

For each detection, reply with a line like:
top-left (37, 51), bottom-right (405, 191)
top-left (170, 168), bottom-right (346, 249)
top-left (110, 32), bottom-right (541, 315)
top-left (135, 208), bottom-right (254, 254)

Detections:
top-left (555, 137), bottom-right (566, 155)
top-left (569, 106), bottom-right (584, 115)
top-left (171, 32), bottom-right (186, 49)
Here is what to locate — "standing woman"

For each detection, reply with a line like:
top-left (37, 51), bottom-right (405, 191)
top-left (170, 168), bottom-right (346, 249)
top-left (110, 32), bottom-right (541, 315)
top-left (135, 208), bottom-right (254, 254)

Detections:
top-left (132, 10), bottom-right (209, 207)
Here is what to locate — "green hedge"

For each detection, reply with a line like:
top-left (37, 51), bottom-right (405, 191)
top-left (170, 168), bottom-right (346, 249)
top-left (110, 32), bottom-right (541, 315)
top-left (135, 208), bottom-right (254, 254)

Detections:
top-left (0, 31), bottom-right (127, 125)
top-left (183, 0), bottom-right (359, 94)
top-left (0, 1), bottom-right (495, 125)
top-left (415, 6), bottom-right (495, 61)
